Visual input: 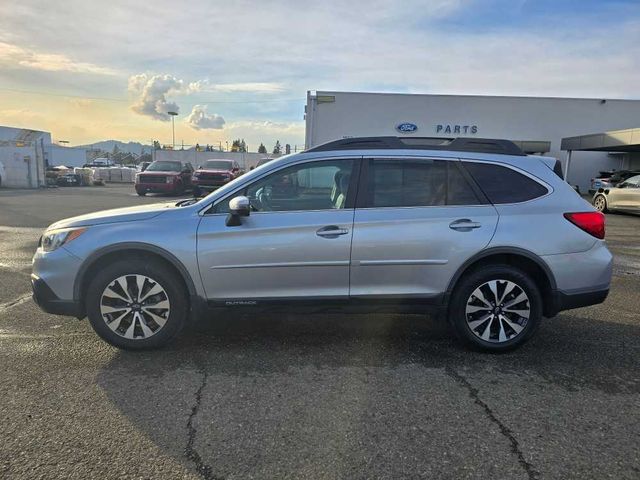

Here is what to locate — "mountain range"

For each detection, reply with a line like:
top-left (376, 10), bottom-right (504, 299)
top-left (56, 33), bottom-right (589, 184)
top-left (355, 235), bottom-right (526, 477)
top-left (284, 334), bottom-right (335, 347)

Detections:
top-left (75, 140), bottom-right (148, 155)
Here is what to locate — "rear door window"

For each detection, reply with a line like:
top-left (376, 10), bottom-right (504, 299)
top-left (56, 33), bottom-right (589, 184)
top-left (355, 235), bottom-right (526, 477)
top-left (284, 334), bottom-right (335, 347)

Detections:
top-left (461, 162), bottom-right (548, 204)
top-left (364, 158), bottom-right (480, 208)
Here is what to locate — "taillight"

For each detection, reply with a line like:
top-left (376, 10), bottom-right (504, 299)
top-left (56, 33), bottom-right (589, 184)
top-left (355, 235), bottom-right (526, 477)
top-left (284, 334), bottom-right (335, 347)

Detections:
top-left (563, 212), bottom-right (605, 239)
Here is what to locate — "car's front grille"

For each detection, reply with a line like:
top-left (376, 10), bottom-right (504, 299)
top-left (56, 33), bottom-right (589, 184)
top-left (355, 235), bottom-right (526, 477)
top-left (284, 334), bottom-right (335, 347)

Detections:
top-left (139, 175), bottom-right (166, 184)
top-left (199, 172), bottom-right (228, 181)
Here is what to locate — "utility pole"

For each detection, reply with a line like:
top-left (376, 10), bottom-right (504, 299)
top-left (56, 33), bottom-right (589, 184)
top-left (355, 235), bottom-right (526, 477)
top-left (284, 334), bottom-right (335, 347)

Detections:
top-left (168, 111), bottom-right (178, 148)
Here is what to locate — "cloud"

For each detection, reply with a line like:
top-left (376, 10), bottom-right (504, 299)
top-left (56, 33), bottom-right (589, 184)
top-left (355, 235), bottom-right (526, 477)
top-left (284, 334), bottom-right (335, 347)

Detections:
top-left (128, 73), bottom-right (183, 121)
top-left (188, 81), bottom-right (285, 94)
top-left (186, 105), bottom-right (225, 130)
top-left (0, 41), bottom-right (116, 75)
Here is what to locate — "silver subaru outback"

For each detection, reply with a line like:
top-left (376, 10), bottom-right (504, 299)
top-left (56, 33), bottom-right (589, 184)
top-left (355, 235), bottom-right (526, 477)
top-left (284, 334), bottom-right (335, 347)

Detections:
top-left (31, 137), bottom-right (612, 351)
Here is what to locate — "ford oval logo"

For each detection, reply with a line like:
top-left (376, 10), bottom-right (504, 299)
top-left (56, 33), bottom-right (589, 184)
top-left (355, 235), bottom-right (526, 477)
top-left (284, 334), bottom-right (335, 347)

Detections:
top-left (396, 122), bottom-right (418, 133)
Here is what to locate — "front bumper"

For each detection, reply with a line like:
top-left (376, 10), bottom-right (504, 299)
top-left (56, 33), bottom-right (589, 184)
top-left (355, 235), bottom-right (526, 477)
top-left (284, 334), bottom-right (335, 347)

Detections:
top-left (31, 274), bottom-right (84, 317)
top-left (192, 179), bottom-right (230, 189)
top-left (136, 183), bottom-right (175, 193)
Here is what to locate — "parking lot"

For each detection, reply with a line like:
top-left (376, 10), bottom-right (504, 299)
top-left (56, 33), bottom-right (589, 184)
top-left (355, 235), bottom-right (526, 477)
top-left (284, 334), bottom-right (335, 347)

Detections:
top-left (0, 184), bottom-right (638, 479)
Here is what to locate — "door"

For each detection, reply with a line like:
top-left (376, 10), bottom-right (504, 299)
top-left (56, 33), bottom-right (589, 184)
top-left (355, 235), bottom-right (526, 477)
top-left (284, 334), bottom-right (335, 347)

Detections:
top-left (611, 175), bottom-right (640, 212)
top-left (197, 158), bottom-right (359, 300)
top-left (350, 157), bottom-right (499, 298)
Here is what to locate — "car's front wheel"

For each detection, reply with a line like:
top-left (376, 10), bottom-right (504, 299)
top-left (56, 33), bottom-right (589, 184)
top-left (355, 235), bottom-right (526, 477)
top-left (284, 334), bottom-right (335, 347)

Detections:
top-left (448, 265), bottom-right (542, 352)
top-left (85, 258), bottom-right (188, 349)
top-left (593, 194), bottom-right (608, 213)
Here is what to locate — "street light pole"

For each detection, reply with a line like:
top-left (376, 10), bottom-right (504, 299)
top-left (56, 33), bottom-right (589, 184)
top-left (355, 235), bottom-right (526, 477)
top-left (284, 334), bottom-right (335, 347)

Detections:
top-left (168, 111), bottom-right (178, 148)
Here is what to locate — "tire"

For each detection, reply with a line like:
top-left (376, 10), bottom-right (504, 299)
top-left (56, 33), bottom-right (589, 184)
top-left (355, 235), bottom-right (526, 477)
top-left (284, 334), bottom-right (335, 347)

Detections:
top-left (593, 194), bottom-right (608, 213)
top-left (173, 182), bottom-right (184, 196)
top-left (192, 186), bottom-right (201, 197)
top-left (85, 258), bottom-right (188, 350)
top-left (448, 265), bottom-right (542, 352)
top-left (136, 191), bottom-right (146, 196)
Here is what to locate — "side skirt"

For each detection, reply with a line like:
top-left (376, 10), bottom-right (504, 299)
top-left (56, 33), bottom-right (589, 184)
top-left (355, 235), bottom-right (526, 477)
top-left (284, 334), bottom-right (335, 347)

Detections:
top-left (203, 295), bottom-right (447, 316)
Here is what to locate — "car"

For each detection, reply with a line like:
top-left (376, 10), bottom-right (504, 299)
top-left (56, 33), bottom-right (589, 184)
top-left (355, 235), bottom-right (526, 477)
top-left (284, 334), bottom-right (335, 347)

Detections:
top-left (134, 160), bottom-right (193, 196)
top-left (256, 157), bottom-right (274, 167)
top-left (192, 159), bottom-right (244, 197)
top-left (56, 173), bottom-right (82, 186)
top-left (592, 174), bottom-right (640, 215)
top-left (589, 169), bottom-right (640, 195)
top-left (32, 136), bottom-right (612, 352)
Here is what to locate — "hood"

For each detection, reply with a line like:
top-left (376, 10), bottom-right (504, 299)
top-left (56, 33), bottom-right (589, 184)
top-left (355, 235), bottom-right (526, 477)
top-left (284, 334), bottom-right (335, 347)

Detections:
top-left (139, 170), bottom-right (181, 175)
top-left (48, 202), bottom-right (175, 229)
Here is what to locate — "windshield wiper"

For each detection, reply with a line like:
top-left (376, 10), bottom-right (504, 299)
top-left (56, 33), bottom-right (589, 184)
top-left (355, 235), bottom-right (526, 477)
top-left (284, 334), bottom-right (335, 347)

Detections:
top-left (174, 198), bottom-right (198, 207)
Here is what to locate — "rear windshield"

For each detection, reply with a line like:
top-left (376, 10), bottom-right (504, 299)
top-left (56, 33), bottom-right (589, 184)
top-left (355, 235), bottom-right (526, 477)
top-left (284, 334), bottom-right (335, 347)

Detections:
top-left (146, 161), bottom-right (182, 172)
top-left (462, 162), bottom-right (548, 204)
top-left (203, 160), bottom-right (233, 169)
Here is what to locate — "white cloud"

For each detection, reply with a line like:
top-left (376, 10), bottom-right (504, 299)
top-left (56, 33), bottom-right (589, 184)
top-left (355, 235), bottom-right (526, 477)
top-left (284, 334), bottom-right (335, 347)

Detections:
top-left (186, 105), bottom-right (225, 130)
top-left (188, 81), bottom-right (285, 94)
top-left (128, 73), bottom-right (183, 121)
top-left (0, 41), bottom-right (116, 75)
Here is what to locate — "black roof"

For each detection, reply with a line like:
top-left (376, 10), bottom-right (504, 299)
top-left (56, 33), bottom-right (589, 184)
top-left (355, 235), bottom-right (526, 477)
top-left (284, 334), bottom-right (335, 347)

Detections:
top-left (306, 136), bottom-right (526, 156)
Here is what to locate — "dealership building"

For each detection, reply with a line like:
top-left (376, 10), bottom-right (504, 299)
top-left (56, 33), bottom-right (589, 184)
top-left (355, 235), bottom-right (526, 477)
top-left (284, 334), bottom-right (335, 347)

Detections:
top-left (305, 91), bottom-right (640, 192)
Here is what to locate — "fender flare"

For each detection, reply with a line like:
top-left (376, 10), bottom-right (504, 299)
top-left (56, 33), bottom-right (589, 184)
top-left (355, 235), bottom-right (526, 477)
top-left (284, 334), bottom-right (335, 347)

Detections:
top-left (445, 246), bottom-right (558, 295)
top-left (73, 241), bottom-right (198, 301)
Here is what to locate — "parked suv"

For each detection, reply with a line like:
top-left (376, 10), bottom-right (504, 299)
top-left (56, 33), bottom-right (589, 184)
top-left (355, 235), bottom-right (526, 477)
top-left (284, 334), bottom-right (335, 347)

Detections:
top-left (32, 137), bottom-right (612, 351)
top-left (192, 159), bottom-right (243, 197)
top-left (135, 160), bottom-right (193, 196)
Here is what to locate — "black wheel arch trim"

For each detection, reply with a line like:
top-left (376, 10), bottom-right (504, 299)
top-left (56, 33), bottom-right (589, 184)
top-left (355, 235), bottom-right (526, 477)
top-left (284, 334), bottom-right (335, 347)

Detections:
top-left (445, 246), bottom-right (558, 296)
top-left (73, 242), bottom-right (198, 302)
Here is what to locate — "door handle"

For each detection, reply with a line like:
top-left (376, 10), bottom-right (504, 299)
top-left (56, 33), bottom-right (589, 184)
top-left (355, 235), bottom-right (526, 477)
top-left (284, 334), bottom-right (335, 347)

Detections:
top-left (449, 219), bottom-right (482, 231)
top-left (316, 225), bottom-right (349, 238)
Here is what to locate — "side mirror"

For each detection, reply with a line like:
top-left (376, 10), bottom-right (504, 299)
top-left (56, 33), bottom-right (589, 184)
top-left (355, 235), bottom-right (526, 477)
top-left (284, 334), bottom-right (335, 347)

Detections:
top-left (226, 196), bottom-right (250, 226)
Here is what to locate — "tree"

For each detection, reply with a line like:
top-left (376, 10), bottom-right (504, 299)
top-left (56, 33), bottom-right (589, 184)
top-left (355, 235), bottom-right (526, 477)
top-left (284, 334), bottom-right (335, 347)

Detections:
top-left (231, 138), bottom-right (248, 152)
top-left (273, 140), bottom-right (281, 154)
top-left (258, 143), bottom-right (267, 154)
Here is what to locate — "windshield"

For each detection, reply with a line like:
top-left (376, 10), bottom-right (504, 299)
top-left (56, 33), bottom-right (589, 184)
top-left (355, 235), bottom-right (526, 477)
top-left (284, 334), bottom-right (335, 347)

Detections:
top-left (146, 161), bottom-right (182, 172)
top-left (202, 160), bottom-right (233, 170)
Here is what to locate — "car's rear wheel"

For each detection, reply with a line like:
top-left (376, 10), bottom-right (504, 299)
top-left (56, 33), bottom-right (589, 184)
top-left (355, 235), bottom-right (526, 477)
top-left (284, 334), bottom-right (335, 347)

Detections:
top-left (192, 186), bottom-right (201, 197)
top-left (593, 194), bottom-right (608, 213)
top-left (85, 259), bottom-right (188, 350)
top-left (136, 191), bottom-right (146, 196)
top-left (448, 265), bottom-right (542, 352)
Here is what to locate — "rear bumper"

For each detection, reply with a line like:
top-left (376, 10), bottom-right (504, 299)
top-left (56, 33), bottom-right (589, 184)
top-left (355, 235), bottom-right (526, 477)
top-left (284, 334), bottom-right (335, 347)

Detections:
top-left (549, 286), bottom-right (609, 316)
top-left (31, 274), bottom-right (84, 318)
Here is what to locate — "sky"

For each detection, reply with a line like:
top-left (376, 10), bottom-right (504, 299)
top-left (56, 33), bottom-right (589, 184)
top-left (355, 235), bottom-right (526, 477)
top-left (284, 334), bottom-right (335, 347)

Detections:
top-left (0, 0), bottom-right (639, 151)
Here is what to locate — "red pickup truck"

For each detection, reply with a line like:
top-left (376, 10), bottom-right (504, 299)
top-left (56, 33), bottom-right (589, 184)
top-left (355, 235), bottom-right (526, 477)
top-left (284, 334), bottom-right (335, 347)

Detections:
top-left (192, 159), bottom-right (244, 197)
top-left (135, 160), bottom-right (194, 196)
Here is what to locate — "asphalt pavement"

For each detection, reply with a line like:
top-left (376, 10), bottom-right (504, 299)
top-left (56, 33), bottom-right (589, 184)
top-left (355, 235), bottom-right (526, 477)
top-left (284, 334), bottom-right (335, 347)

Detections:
top-left (0, 184), bottom-right (638, 479)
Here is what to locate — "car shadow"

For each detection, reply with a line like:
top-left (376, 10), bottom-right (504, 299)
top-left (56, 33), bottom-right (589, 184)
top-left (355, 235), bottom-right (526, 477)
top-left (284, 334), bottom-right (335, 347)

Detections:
top-left (95, 310), bottom-right (639, 477)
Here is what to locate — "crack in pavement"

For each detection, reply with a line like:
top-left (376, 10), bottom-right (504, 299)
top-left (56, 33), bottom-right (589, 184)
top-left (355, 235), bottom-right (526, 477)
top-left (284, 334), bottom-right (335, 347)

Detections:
top-left (0, 294), bottom-right (32, 315)
top-left (446, 367), bottom-right (540, 480)
top-left (185, 367), bottom-right (223, 480)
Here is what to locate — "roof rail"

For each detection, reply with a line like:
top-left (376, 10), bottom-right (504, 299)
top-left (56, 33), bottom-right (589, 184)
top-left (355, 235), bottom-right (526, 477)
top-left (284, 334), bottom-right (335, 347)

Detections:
top-left (306, 136), bottom-right (526, 156)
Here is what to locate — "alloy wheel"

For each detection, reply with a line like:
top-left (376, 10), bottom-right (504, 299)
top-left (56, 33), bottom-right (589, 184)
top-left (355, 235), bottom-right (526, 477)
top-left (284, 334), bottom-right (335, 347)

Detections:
top-left (100, 274), bottom-right (170, 340)
top-left (465, 279), bottom-right (530, 343)
top-left (594, 196), bottom-right (606, 211)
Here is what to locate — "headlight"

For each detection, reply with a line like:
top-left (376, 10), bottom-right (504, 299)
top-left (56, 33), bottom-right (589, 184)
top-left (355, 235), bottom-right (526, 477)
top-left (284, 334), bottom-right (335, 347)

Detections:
top-left (166, 177), bottom-right (173, 183)
top-left (41, 227), bottom-right (87, 252)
